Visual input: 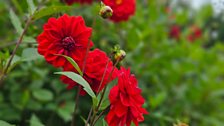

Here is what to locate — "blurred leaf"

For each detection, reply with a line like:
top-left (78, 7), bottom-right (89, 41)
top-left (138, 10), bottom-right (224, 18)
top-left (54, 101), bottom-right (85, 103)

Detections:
top-left (0, 120), bottom-right (15, 126)
top-left (0, 93), bottom-right (3, 102)
top-left (23, 36), bottom-right (36, 43)
top-left (26, 99), bottom-right (42, 111)
top-left (7, 55), bottom-right (21, 73)
top-left (9, 9), bottom-right (23, 35)
top-left (80, 116), bottom-right (89, 126)
top-left (99, 78), bottom-right (118, 110)
top-left (33, 6), bottom-right (71, 21)
top-left (55, 54), bottom-right (82, 75)
top-left (11, 0), bottom-right (23, 15)
top-left (21, 48), bottom-right (42, 61)
top-left (30, 114), bottom-right (44, 126)
top-left (32, 89), bottom-right (54, 102)
top-left (94, 116), bottom-right (107, 126)
top-left (55, 72), bottom-right (96, 99)
top-left (150, 91), bottom-right (167, 109)
top-left (26, 0), bottom-right (36, 15)
top-left (210, 89), bottom-right (224, 98)
top-left (57, 102), bottom-right (74, 122)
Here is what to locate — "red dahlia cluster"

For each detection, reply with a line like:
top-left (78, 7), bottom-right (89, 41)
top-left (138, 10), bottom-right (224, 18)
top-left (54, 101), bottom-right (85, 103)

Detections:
top-left (106, 67), bottom-right (148, 126)
top-left (169, 24), bottom-right (202, 42)
top-left (37, 14), bottom-right (117, 94)
top-left (187, 25), bottom-right (202, 42)
top-left (37, 14), bottom-right (147, 125)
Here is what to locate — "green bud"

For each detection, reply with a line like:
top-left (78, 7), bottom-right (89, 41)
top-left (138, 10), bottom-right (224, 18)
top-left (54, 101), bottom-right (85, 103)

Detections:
top-left (99, 5), bottom-right (113, 19)
top-left (114, 50), bottom-right (126, 62)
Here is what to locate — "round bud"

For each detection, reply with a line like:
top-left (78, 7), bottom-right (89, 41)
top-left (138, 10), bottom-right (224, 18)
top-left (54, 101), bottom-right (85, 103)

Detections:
top-left (114, 50), bottom-right (126, 62)
top-left (99, 5), bottom-right (113, 19)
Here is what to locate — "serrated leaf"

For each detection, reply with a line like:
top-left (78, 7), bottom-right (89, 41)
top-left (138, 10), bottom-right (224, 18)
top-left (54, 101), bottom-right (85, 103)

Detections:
top-left (0, 120), bottom-right (15, 126)
top-left (21, 48), bottom-right (42, 61)
top-left (32, 89), bottom-right (53, 102)
top-left (33, 6), bottom-right (72, 21)
top-left (27, 0), bottom-right (36, 15)
top-left (55, 54), bottom-right (82, 75)
top-left (30, 114), bottom-right (44, 126)
top-left (9, 9), bottom-right (23, 35)
top-left (55, 72), bottom-right (96, 99)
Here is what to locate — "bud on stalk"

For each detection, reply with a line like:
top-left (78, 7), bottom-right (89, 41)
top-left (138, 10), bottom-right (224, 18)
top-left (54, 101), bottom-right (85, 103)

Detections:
top-left (99, 2), bottom-right (113, 19)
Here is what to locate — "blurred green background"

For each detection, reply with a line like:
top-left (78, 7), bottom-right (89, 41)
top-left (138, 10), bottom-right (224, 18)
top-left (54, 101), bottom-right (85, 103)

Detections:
top-left (0, 0), bottom-right (224, 126)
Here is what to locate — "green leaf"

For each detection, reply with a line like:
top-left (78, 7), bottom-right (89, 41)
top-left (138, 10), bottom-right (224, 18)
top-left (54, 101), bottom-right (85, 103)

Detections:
top-left (94, 116), bottom-right (107, 126)
top-left (21, 48), bottom-right (42, 61)
top-left (0, 120), bottom-right (15, 126)
top-left (80, 116), bottom-right (89, 126)
top-left (30, 114), bottom-right (44, 126)
top-left (26, 0), bottom-right (36, 15)
top-left (57, 102), bottom-right (74, 122)
top-left (33, 6), bottom-right (72, 21)
top-left (55, 54), bottom-right (82, 75)
top-left (32, 89), bottom-right (54, 102)
top-left (55, 72), bottom-right (96, 99)
top-left (99, 78), bottom-right (117, 110)
top-left (7, 55), bottom-right (21, 73)
top-left (9, 9), bottom-right (23, 35)
top-left (23, 36), bottom-right (36, 43)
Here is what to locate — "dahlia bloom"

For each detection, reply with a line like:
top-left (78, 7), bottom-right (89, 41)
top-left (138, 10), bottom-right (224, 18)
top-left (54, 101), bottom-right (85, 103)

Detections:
top-left (37, 14), bottom-right (93, 68)
top-left (106, 67), bottom-right (148, 126)
top-left (187, 25), bottom-right (202, 42)
top-left (61, 49), bottom-right (118, 95)
top-left (64, 0), bottom-right (92, 5)
top-left (103, 0), bottom-right (136, 22)
top-left (169, 25), bottom-right (181, 40)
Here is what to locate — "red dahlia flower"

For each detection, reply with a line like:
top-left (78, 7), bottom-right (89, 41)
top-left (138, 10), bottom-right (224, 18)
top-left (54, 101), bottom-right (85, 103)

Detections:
top-left (169, 25), bottom-right (181, 40)
top-left (37, 14), bottom-right (93, 68)
top-left (106, 67), bottom-right (148, 126)
top-left (103, 0), bottom-right (136, 22)
top-left (61, 49), bottom-right (118, 95)
top-left (64, 0), bottom-right (92, 5)
top-left (187, 25), bottom-right (202, 42)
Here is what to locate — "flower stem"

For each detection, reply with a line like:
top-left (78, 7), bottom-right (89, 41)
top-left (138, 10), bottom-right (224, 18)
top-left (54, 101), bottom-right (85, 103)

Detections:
top-left (90, 60), bottom-right (119, 126)
top-left (92, 105), bottom-right (110, 126)
top-left (71, 87), bottom-right (81, 126)
top-left (85, 58), bottom-right (111, 125)
top-left (71, 39), bottom-right (91, 126)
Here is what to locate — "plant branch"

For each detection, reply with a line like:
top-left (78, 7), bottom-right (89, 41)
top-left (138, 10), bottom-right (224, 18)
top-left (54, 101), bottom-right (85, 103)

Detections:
top-left (92, 105), bottom-right (110, 126)
top-left (90, 60), bottom-right (119, 125)
top-left (0, 16), bottom-right (33, 87)
top-left (71, 38), bottom-right (92, 126)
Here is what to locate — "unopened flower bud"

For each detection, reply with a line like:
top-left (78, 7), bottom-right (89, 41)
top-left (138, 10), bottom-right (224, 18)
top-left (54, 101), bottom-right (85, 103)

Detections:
top-left (115, 50), bottom-right (126, 62)
top-left (99, 5), bottom-right (113, 19)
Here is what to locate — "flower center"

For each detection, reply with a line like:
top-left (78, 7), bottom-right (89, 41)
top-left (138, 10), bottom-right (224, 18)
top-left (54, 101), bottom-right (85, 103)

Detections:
top-left (115, 0), bottom-right (122, 5)
top-left (62, 36), bottom-right (75, 51)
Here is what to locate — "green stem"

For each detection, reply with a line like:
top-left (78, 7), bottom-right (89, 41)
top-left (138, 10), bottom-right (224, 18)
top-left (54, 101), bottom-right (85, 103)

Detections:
top-left (92, 105), bottom-right (110, 126)
top-left (0, 15), bottom-right (33, 87)
top-left (71, 39), bottom-right (92, 126)
top-left (90, 60), bottom-right (119, 126)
